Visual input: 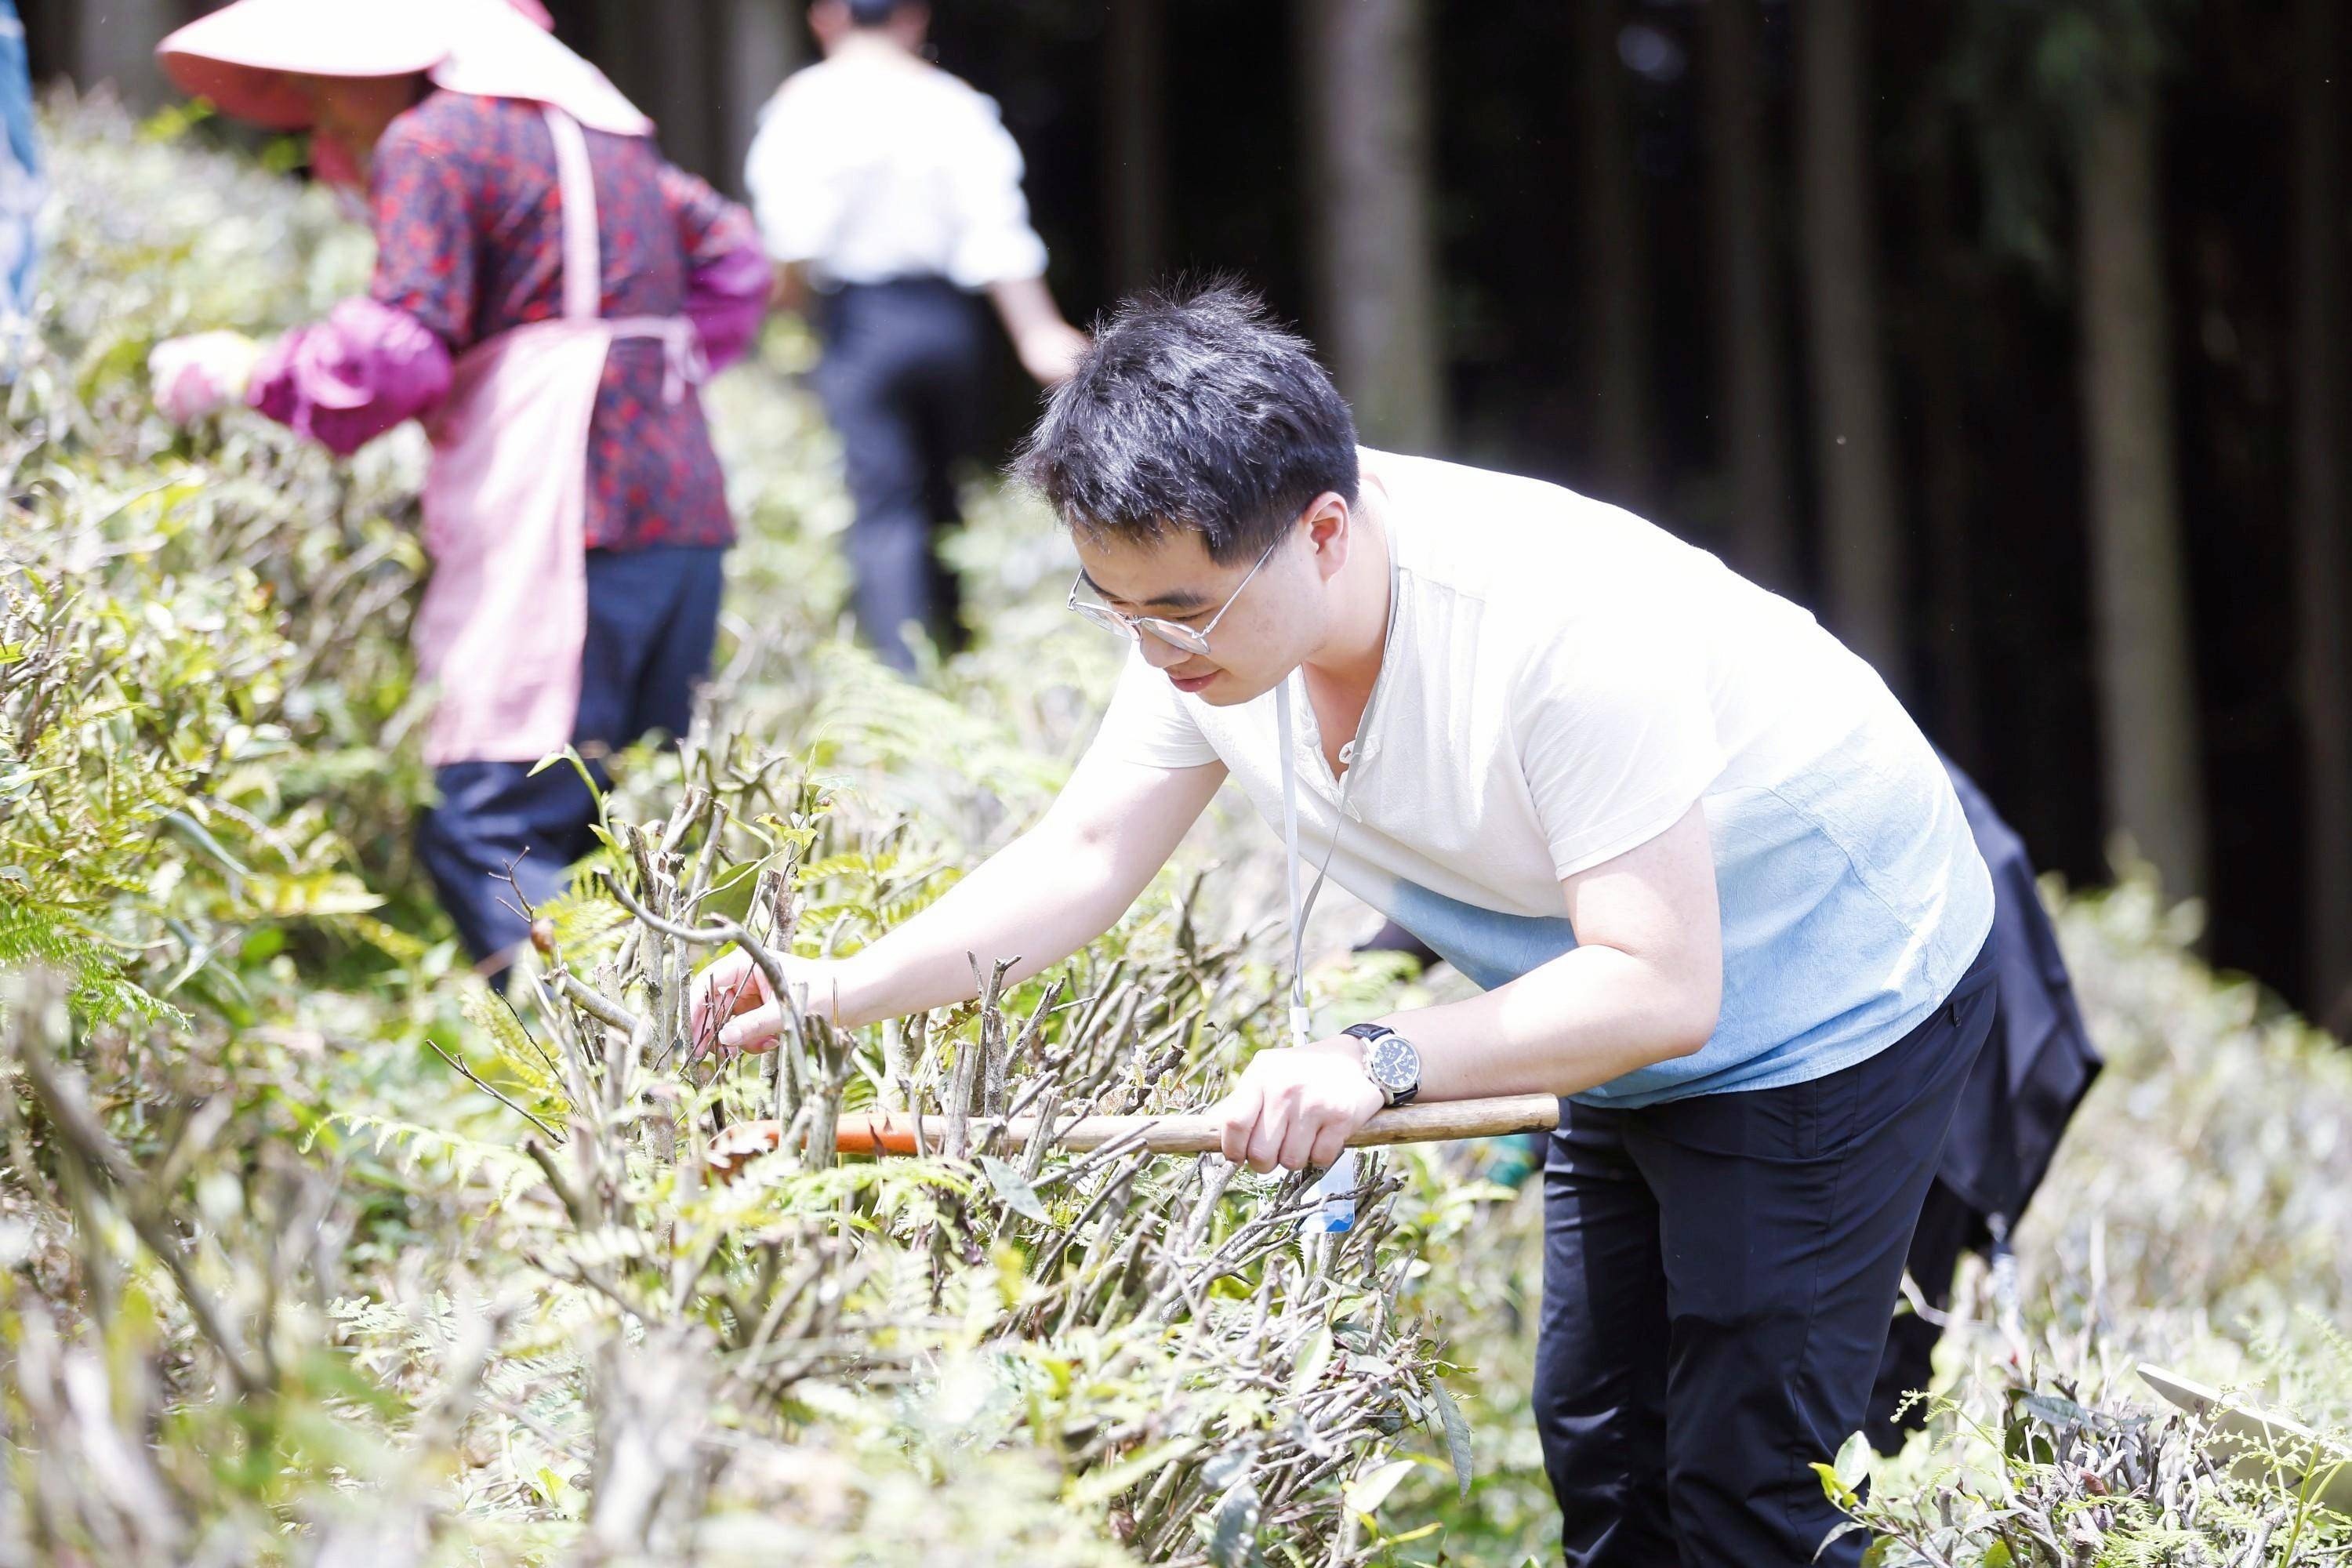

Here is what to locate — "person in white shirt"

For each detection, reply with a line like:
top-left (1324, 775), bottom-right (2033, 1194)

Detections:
top-left (692, 285), bottom-right (1997, 1567)
top-left (744, 0), bottom-right (1088, 670)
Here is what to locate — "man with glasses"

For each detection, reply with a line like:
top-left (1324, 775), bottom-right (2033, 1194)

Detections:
top-left (693, 284), bottom-right (1997, 1568)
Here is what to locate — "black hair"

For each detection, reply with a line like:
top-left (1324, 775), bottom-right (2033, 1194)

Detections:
top-left (1014, 281), bottom-right (1360, 564)
top-left (842, 0), bottom-right (914, 26)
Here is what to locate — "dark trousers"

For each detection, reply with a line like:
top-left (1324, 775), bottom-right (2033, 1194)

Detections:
top-left (415, 545), bottom-right (725, 966)
top-left (1534, 935), bottom-right (1998, 1567)
top-left (1865, 1176), bottom-right (1982, 1453)
top-left (814, 277), bottom-right (988, 673)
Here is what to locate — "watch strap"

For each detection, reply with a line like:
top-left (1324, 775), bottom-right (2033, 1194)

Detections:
top-left (1341, 1022), bottom-right (1416, 1107)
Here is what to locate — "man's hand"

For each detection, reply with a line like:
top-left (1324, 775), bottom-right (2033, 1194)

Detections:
top-left (1210, 1038), bottom-right (1386, 1175)
top-left (1015, 319), bottom-right (1091, 387)
top-left (688, 946), bottom-right (851, 1057)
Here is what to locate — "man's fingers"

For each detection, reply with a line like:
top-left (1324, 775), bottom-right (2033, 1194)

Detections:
top-left (1246, 1104), bottom-right (1289, 1174)
top-left (1306, 1123), bottom-right (1349, 1172)
top-left (717, 1004), bottom-right (786, 1053)
top-left (1276, 1116), bottom-right (1323, 1174)
top-left (1218, 1083), bottom-right (1264, 1166)
top-left (691, 959), bottom-right (771, 1055)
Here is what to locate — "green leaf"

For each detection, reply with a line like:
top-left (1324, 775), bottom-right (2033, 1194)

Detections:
top-left (1065, 1436), bottom-right (1197, 1508)
top-left (1287, 1326), bottom-right (1333, 1402)
top-left (1431, 1377), bottom-right (1475, 1500)
top-left (979, 1154), bottom-right (1051, 1224)
top-left (2016, 1392), bottom-right (2092, 1430)
top-left (1811, 1461), bottom-right (1857, 1510)
top-left (161, 808), bottom-right (249, 879)
top-left (1341, 1456), bottom-right (1417, 1516)
top-left (1207, 1478), bottom-right (1261, 1568)
top-left (1833, 1429), bottom-right (1872, 1494)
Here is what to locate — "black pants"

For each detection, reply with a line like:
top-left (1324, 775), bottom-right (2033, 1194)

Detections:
top-left (415, 545), bottom-right (725, 966)
top-left (815, 277), bottom-right (988, 673)
top-left (1534, 935), bottom-right (1998, 1567)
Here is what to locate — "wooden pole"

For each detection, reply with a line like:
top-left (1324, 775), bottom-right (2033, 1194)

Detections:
top-left (709, 1092), bottom-right (1560, 1172)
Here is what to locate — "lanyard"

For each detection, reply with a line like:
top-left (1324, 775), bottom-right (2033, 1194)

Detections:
top-left (1276, 677), bottom-right (1359, 1234)
top-left (1262, 512), bottom-right (1402, 1236)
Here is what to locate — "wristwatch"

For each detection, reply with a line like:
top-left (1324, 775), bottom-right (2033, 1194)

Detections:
top-left (1342, 1022), bottom-right (1421, 1108)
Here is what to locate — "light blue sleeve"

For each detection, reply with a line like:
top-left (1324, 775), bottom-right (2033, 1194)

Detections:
top-left (0, 0), bottom-right (39, 319)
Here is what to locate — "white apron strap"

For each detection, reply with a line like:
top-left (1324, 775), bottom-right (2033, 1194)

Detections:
top-left (541, 106), bottom-right (601, 323)
top-left (543, 104), bottom-right (705, 405)
top-left (606, 314), bottom-right (709, 404)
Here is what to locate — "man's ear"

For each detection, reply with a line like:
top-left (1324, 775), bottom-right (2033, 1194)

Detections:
top-left (1301, 492), bottom-right (1352, 583)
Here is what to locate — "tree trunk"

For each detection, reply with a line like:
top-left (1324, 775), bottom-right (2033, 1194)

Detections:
top-left (2293, 0), bottom-right (2352, 1022)
top-left (1577, 0), bottom-right (1655, 510)
top-left (1701, 0), bottom-right (1795, 591)
top-left (1104, 0), bottom-right (1167, 296)
top-left (73, 0), bottom-right (176, 111)
top-left (1915, 108), bottom-right (1981, 764)
top-left (1796, 0), bottom-right (1904, 678)
top-left (714, 0), bottom-right (800, 200)
top-left (2077, 93), bottom-right (2206, 901)
top-left (646, 2), bottom-right (715, 180)
top-left (1298, 0), bottom-right (1446, 452)
top-left (589, 0), bottom-right (653, 124)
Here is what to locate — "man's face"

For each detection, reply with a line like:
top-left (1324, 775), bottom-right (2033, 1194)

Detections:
top-left (1069, 523), bottom-right (1323, 706)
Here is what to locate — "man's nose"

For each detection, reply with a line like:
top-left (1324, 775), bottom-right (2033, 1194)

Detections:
top-left (1136, 630), bottom-right (1188, 669)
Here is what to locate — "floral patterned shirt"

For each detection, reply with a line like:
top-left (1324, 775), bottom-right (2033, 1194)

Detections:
top-left (253, 91), bottom-right (765, 550)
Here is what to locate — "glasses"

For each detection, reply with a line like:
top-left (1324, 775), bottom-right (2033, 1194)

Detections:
top-left (1065, 535), bottom-right (1283, 657)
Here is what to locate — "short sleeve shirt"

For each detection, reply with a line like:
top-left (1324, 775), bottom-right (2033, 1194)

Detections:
top-left (742, 53), bottom-right (1048, 289)
top-left (1091, 449), bottom-right (1996, 1109)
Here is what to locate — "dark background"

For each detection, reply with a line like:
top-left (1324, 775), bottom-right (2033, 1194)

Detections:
top-left (24, 0), bottom-right (2343, 1025)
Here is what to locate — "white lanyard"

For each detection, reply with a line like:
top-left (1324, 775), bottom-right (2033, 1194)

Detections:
top-left (1273, 545), bottom-right (1397, 1234)
top-left (1277, 677), bottom-right (1360, 1234)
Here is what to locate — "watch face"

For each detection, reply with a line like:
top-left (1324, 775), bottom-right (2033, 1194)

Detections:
top-left (1365, 1034), bottom-right (1419, 1093)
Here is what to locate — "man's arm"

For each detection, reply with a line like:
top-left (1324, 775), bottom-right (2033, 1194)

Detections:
top-left (986, 275), bottom-right (1090, 387)
top-left (1212, 800), bottom-right (1723, 1172)
top-left (698, 747), bottom-right (1226, 1050)
top-left (771, 260), bottom-right (810, 317)
top-left (1381, 798), bottom-right (1722, 1099)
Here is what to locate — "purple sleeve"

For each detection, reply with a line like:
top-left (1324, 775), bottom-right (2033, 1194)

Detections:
top-left (684, 241), bottom-right (769, 374)
top-left (245, 298), bottom-right (455, 456)
top-left (661, 162), bottom-right (768, 374)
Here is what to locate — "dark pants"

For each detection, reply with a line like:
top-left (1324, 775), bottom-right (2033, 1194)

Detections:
top-left (814, 277), bottom-right (988, 672)
top-left (1864, 1176), bottom-right (1982, 1453)
top-left (415, 544), bottom-right (725, 966)
top-left (1534, 935), bottom-right (1998, 1567)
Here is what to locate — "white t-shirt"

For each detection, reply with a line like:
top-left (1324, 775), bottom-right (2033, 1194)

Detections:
top-left (743, 51), bottom-right (1049, 291)
top-left (1091, 450), bottom-right (1997, 1108)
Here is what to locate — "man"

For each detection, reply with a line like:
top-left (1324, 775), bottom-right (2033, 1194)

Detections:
top-left (744, 0), bottom-right (1088, 672)
top-left (0, 0), bottom-right (38, 325)
top-left (693, 285), bottom-right (1997, 1567)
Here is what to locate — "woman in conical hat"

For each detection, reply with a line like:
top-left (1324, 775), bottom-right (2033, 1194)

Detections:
top-left (151, 0), bottom-right (769, 981)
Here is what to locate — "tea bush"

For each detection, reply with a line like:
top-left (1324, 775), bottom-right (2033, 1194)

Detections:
top-left (5, 97), bottom-right (2350, 1568)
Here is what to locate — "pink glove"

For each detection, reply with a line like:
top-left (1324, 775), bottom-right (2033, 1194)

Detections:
top-left (150, 332), bottom-right (263, 424)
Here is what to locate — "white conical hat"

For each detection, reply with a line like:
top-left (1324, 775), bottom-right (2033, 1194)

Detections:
top-left (156, 0), bottom-right (651, 137)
